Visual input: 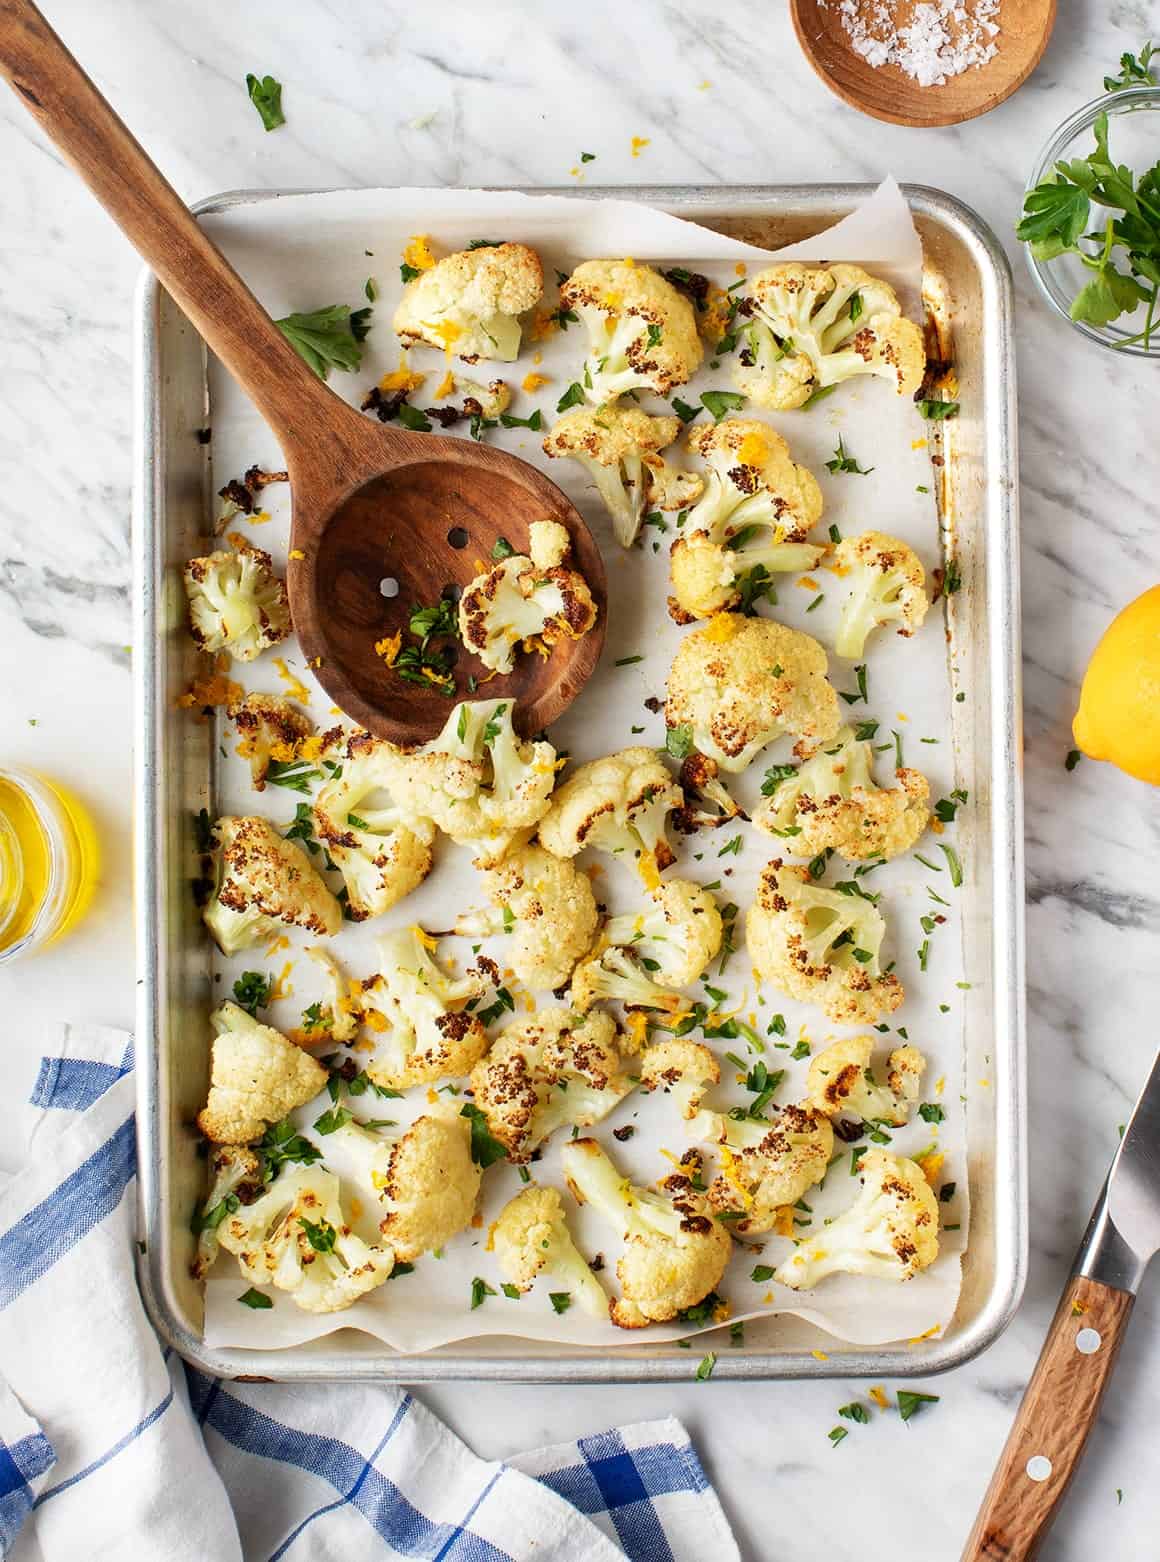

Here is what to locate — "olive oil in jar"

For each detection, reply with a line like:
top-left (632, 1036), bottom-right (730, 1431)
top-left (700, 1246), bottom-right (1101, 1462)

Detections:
top-left (0, 770), bottom-right (99, 964)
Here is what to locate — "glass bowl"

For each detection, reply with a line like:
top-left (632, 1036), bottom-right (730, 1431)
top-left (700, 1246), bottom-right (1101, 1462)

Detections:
top-left (1025, 85), bottom-right (1160, 356)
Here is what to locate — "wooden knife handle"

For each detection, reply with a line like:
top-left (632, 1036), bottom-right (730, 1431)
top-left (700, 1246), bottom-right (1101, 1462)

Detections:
top-left (961, 1274), bottom-right (1135, 1561)
top-left (0, 0), bottom-right (340, 446)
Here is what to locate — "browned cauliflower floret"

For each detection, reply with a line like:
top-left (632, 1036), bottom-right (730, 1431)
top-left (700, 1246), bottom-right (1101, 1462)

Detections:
top-left (197, 1002), bottom-right (327, 1144)
top-left (334, 1109), bottom-right (481, 1263)
top-left (363, 926), bottom-right (489, 1090)
top-left (218, 1166), bottom-right (395, 1313)
top-left (191, 1144), bottom-right (266, 1281)
top-left (746, 859), bottom-right (904, 1025)
top-left (393, 242), bottom-right (543, 361)
top-left (805, 1035), bottom-right (927, 1128)
top-left (639, 1037), bottom-right (720, 1126)
top-left (228, 693), bottom-right (315, 790)
top-left (538, 747), bottom-right (682, 880)
top-left (183, 535), bottom-right (291, 662)
top-left (775, 1149), bottom-right (939, 1290)
top-left (834, 531), bottom-right (929, 659)
top-left (560, 1138), bottom-right (731, 1329)
top-left (752, 725), bottom-right (930, 861)
top-left (203, 815), bottom-right (342, 956)
top-left (458, 531), bottom-right (597, 677)
top-left (312, 732), bottom-right (436, 921)
top-left (665, 614), bottom-right (840, 773)
top-left (542, 404), bottom-right (702, 547)
top-left (469, 1008), bottom-right (634, 1162)
top-left (492, 1185), bottom-right (611, 1318)
top-left (454, 843), bottom-right (598, 990)
top-left (603, 879), bottom-right (723, 988)
top-left (668, 418), bottom-right (825, 620)
top-left (671, 750), bottom-right (743, 832)
top-left (734, 262), bottom-right (925, 410)
top-left (374, 700), bottom-right (557, 867)
top-left (559, 260), bottom-right (703, 402)
top-left (705, 1105), bottom-right (834, 1236)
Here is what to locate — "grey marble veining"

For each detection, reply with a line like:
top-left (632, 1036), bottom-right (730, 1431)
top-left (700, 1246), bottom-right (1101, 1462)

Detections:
top-left (3, 3), bottom-right (1160, 1557)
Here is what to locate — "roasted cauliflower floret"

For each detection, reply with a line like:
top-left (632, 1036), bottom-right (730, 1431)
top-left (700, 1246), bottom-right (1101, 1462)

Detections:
top-left (492, 1184), bottom-right (611, 1319)
top-left (806, 1035), bottom-right (927, 1128)
top-left (228, 694), bottom-right (314, 790)
top-left (218, 1165), bottom-right (395, 1313)
top-left (538, 746), bottom-right (682, 879)
top-left (705, 1105), bottom-right (834, 1236)
top-left (753, 725), bottom-right (930, 861)
top-left (363, 925), bottom-right (489, 1090)
top-left (453, 843), bottom-right (598, 990)
top-left (458, 538), bottom-right (597, 676)
top-left (197, 1002), bottom-right (327, 1145)
top-left (603, 879), bottom-right (723, 988)
top-left (561, 1138), bottom-right (731, 1329)
top-left (559, 260), bottom-right (703, 403)
top-left (203, 815), bottom-right (342, 956)
top-left (541, 404), bottom-right (701, 548)
top-left (834, 531), bottom-right (929, 659)
top-left (312, 732), bottom-right (435, 920)
top-left (376, 699), bottom-right (557, 866)
top-left (469, 1009), bottom-right (634, 1162)
top-left (334, 1111), bottom-right (481, 1263)
top-left (668, 417), bottom-right (825, 620)
top-left (733, 263), bottom-right (925, 410)
top-left (665, 615), bottom-right (840, 773)
top-left (774, 1149), bottom-right (939, 1290)
top-left (304, 945), bottom-right (360, 1043)
top-left (639, 1037), bottom-right (720, 1130)
top-left (183, 535), bottom-right (291, 662)
top-left (746, 859), bottom-right (904, 1025)
top-left (393, 241), bottom-right (543, 361)
top-left (569, 946), bottom-right (685, 1015)
top-left (192, 1144), bottom-right (265, 1281)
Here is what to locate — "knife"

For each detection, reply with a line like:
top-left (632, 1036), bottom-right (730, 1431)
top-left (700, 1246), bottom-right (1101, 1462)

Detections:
top-left (962, 1049), bottom-right (1160, 1560)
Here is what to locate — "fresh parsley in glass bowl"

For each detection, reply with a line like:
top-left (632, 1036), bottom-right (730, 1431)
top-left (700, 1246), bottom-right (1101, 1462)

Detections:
top-left (1021, 83), bottom-right (1160, 355)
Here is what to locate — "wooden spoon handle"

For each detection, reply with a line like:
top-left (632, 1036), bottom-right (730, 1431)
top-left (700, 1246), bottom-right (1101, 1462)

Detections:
top-left (961, 1274), bottom-right (1134, 1561)
top-left (0, 0), bottom-right (345, 449)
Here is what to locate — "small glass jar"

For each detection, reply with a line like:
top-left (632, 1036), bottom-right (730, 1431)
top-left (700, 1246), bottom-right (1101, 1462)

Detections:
top-left (0, 769), bottom-right (99, 965)
top-left (1025, 86), bottom-right (1160, 355)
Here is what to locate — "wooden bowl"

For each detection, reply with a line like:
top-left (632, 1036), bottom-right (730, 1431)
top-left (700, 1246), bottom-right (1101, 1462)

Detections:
top-left (790, 0), bottom-right (1056, 128)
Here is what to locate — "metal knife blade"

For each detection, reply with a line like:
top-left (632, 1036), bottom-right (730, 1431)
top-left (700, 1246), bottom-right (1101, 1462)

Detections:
top-left (1076, 1049), bottom-right (1160, 1293)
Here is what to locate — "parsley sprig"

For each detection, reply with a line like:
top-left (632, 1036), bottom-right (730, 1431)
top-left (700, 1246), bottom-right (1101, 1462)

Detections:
top-left (1017, 79), bottom-right (1160, 346)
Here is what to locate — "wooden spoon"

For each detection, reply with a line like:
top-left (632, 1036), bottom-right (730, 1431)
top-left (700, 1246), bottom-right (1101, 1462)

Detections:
top-left (790, 0), bottom-right (1056, 129)
top-left (0, 0), bottom-right (605, 741)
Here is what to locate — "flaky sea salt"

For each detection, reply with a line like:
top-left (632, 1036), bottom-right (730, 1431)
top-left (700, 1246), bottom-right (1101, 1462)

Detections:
top-left (824, 0), bottom-right (1001, 87)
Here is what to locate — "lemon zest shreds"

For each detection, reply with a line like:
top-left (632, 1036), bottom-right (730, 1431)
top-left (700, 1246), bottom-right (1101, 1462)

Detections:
top-left (630, 137), bottom-right (650, 157)
top-left (374, 632), bottom-right (402, 667)
top-left (403, 234), bottom-right (436, 272)
top-left (273, 658), bottom-right (311, 703)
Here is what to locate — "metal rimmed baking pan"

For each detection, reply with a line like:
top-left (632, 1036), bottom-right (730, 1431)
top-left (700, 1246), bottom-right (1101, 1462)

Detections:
top-left (133, 184), bottom-right (1025, 1381)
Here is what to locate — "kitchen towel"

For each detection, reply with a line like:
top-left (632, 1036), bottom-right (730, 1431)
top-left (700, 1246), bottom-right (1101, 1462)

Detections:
top-left (0, 1024), bottom-right (740, 1562)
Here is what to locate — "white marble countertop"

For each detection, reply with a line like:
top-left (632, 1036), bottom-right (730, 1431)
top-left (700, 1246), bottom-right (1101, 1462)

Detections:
top-left (3, 3), bottom-right (1159, 1557)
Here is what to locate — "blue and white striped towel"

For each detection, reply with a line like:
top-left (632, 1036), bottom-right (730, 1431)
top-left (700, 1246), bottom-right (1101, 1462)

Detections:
top-left (0, 1025), bottom-right (740, 1562)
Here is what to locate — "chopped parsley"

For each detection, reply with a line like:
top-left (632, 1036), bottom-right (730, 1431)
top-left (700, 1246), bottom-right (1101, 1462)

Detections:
top-left (671, 396), bottom-right (701, 424)
top-left (840, 664), bottom-right (869, 705)
top-left (265, 758), bottom-right (322, 794)
top-left (556, 382), bottom-right (586, 413)
top-left (1065, 748), bottom-right (1083, 772)
top-left (695, 1352), bottom-right (717, 1381)
top-left (549, 1292), bottom-right (572, 1315)
top-left (838, 1402), bottom-right (869, 1423)
top-left (460, 1103), bottom-right (508, 1168)
top-left (300, 1217), bottom-right (337, 1254)
top-left (827, 1426), bottom-right (849, 1448)
top-left (939, 843), bottom-right (964, 887)
top-left (918, 399), bottom-right (960, 421)
top-left (470, 1277), bottom-right (496, 1310)
top-left (666, 724), bottom-right (694, 759)
top-left (244, 73), bottom-right (285, 132)
top-left (615, 654), bottom-right (644, 666)
top-left (825, 436), bottom-right (874, 475)
top-left (701, 390), bottom-right (746, 422)
top-left (750, 1264), bottom-right (775, 1282)
top-left (275, 304), bottom-right (370, 379)
top-left (896, 1390), bottom-right (940, 1423)
top-left (919, 1102), bottom-right (946, 1124)
top-left (232, 971), bottom-right (273, 1017)
top-left (237, 1287), bottom-right (274, 1309)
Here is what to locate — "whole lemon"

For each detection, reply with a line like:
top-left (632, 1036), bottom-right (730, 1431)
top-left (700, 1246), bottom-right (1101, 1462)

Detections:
top-left (1074, 585), bottom-right (1160, 784)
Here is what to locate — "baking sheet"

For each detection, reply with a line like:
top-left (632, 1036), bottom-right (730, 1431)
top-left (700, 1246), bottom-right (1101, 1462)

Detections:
top-left (195, 180), bottom-right (967, 1353)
